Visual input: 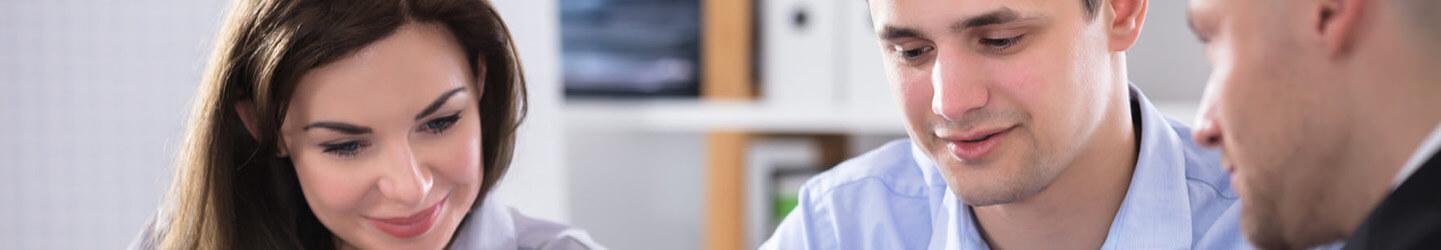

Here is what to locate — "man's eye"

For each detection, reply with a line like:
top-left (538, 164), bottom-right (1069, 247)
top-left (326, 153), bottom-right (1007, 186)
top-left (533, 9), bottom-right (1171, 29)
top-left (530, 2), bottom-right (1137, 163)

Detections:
top-left (980, 35), bottom-right (1023, 49)
top-left (321, 141), bottom-right (367, 157)
top-left (897, 46), bottom-right (934, 60)
top-left (419, 113), bottom-right (461, 134)
top-left (1194, 33), bottom-right (1211, 44)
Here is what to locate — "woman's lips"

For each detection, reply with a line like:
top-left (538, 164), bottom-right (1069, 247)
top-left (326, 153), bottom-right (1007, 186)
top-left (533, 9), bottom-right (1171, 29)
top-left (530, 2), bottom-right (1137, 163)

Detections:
top-left (943, 126), bottom-right (1016, 161)
top-left (368, 198), bottom-right (446, 239)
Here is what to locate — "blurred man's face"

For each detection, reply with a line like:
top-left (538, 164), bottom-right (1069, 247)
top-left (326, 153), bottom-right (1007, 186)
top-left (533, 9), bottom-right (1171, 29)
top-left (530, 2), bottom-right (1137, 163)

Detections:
top-left (870, 0), bottom-right (1124, 205)
top-left (1189, 0), bottom-right (1353, 248)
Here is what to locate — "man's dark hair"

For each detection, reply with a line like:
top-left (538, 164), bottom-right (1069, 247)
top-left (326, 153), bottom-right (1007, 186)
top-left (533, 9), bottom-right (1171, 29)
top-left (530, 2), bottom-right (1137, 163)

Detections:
top-left (860, 0), bottom-right (1103, 20)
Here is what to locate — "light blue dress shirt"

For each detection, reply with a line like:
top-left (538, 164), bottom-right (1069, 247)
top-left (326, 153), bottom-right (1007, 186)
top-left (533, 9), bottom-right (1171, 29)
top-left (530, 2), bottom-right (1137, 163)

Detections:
top-left (761, 86), bottom-right (1248, 250)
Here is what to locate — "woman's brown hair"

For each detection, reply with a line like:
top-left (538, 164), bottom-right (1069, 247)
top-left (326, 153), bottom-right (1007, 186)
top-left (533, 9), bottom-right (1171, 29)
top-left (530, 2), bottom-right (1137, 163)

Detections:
top-left (155, 0), bottom-right (526, 248)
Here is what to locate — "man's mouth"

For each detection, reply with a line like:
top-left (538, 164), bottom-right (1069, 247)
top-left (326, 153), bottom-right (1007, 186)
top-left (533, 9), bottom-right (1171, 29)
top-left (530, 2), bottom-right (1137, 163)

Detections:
top-left (940, 126), bottom-right (1017, 161)
top-left (958, 133), bottom-right (1001, 143)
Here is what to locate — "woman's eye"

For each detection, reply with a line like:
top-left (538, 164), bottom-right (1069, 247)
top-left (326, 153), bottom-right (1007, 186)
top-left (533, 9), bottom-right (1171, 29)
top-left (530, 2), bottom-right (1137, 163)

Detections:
top-left (979, 35), bottom-right (1023, 49)
top-left (321, 141), bottom-right (366, 157)
top-left (420, 113), bottom-right (461, 134)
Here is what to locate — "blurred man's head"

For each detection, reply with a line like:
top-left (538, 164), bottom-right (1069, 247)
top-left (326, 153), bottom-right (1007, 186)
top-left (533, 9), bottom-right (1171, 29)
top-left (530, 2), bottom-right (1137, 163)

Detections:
top-left (1188, 0), bottom-right (1441, 248)
top-left (867, 0), bottom-right (1147, 205)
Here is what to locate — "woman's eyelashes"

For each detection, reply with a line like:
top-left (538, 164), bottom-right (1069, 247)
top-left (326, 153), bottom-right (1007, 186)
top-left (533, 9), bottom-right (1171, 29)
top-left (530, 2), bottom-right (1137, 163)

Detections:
top-left (321, 140), bottom-right (369, 158)
top-left (313, 111), bottom-right (462, 158)
top-left (419, 111), bottom-right (462, 134)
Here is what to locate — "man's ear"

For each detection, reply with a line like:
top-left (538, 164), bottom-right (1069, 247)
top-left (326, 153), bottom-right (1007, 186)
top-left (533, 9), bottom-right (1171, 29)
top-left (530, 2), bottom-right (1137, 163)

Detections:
top-left (1315, 0), bottom-right (1365, 58)
top-left (235, 100), bottom-right (262, 140)
top-left (1106, 0), bottom-right (1149, 51)
top-left (235, 101), bottom-right (290, 156)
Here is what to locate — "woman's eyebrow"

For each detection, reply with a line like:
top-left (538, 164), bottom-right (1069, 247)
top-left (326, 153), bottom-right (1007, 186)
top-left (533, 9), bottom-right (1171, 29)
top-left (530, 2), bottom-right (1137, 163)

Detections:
top-left (303, 122), bottom-right (373, 134)
top-left (415, 87), bottom-right (467, 120)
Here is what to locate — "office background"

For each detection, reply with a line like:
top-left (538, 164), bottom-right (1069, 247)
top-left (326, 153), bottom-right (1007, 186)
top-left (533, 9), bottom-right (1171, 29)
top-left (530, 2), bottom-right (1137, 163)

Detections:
top-left (0, 0), bottom-right (1208, 249)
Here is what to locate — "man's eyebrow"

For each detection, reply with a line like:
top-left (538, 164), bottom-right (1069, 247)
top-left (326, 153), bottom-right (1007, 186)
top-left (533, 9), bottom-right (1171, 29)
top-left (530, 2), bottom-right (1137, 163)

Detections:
top-left (879, 7), bottom-right (1032, 40)
top-left (303, 122), bottom-right (373, 135)
top-left (950, 7), bottom-right (1026, 32)
top-left (414, 87), bottom-right (466, 120)
top-left (880, 26), bottom-right (924, 40)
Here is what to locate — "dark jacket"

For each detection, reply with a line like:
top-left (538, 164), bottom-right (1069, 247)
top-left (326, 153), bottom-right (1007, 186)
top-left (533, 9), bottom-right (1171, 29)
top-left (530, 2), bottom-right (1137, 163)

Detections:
top-left (1343, 152), bottom-right (1441, 250)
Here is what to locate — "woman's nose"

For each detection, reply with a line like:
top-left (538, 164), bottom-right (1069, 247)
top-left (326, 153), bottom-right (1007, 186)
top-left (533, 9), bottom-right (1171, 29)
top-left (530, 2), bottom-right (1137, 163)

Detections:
top-left (376, 144), bottom-right (433, 206)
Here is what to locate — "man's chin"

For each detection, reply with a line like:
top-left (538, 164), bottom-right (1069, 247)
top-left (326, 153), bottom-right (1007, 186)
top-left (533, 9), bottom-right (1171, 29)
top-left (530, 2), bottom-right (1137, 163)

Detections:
top-left (951, 180), bottom-right (1050, 206)
top-left (959, 195), bottom-right (1021, 207)
top-left (1240, 201), bottom-right (1308, 250)
top-left (1242, 220), bottom-right (1290, 249)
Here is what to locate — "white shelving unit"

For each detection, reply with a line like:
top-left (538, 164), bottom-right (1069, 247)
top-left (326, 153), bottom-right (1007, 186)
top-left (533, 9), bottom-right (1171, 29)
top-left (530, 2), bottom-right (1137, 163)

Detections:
top-left (564, 99), bottom-right (1200, 133)
top-left (564, 99), bottom-right (906, 134)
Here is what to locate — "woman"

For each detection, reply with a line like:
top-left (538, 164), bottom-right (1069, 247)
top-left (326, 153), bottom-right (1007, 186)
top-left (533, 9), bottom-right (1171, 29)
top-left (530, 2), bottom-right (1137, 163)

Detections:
top-left (132, 0), bottom-right (602, 249)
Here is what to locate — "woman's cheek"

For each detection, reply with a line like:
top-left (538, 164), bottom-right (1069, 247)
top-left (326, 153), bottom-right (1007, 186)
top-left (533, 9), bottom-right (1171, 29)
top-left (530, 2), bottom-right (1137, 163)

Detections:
top-left (434, 115), bottom-right (483, 186)
top-left (294, 157), bottom-right (374, 215)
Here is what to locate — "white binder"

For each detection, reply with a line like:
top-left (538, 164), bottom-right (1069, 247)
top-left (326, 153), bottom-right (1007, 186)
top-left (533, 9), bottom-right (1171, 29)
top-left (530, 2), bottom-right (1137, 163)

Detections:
top-left (760, 0), bottom-right (843, 106)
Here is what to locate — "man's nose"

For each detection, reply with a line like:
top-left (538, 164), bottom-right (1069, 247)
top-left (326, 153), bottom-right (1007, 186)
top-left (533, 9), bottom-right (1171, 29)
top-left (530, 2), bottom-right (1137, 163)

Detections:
top-left (1192, 105), bottom-right (1225, 148)
top-left (930, 51), bottom-right (988, 121)
top-left (376, 144), bottom-right (433, 206)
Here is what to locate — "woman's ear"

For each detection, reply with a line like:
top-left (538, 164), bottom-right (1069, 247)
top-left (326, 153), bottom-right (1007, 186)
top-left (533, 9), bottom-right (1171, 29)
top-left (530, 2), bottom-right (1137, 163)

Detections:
top-left (235, 101), bottom-right (262, 140)
top-left (235, 101), bottom-right (291, 156)
top-left (473, 56), bottom-right (488, 97)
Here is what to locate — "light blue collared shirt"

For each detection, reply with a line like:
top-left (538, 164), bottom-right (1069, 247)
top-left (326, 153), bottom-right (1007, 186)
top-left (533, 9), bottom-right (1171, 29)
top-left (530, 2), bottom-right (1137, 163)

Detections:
top-left (761, 86), bottom-right (1247, 249)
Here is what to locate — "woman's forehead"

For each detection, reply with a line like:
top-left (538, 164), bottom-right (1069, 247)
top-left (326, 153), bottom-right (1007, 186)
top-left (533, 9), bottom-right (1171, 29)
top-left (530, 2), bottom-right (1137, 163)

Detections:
top-left (284, 23), bottom-right (476, 128)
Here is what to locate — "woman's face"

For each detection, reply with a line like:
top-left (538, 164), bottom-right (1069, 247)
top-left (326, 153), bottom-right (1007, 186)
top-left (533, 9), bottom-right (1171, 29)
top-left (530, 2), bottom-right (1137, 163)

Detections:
top-left (278, 23), bottom-right (484, 249)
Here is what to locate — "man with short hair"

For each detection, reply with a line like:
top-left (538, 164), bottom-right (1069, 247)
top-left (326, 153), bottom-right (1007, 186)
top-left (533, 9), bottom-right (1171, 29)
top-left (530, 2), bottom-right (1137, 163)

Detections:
top-left (762, 0), bottom-right (1249, 248)
top-left (1187, 0), bottom-right (1441, 248)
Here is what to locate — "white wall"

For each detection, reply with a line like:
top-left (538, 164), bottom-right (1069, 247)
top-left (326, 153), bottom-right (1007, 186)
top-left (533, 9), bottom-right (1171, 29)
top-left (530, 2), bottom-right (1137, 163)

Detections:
top-left (0, 1), bottom-right (226, 249)
top-left (489, 0), bottom-right (572, 223)
top-left (1129, 0), bottom-right (1212, 105)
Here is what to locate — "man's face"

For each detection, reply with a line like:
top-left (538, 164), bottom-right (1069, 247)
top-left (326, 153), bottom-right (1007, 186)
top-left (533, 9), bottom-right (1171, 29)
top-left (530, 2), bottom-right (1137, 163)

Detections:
top-left (870, 0), bottom-right (1123, 205)
top-left (1189, 0), bottom-right (1353, 248)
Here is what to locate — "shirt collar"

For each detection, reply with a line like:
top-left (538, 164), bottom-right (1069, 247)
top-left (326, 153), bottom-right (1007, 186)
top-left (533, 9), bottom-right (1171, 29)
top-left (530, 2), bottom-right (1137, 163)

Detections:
top-left (1395, 122), bottom-right (1441, 188)
top-left (1100, 84), bottom-right (1193, 249)
top-left (449, 196), bottom-right (519, 249)
top-left (912, 84), bottom-right (1195, 249)
top-left (912, 141), bottom-right (948, 189)
top-left (911, 141), bottom-right (991, 250)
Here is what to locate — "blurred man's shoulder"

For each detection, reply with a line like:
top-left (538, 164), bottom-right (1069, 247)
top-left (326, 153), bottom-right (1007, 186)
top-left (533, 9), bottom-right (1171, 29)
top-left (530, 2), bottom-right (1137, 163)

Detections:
top-left (798, 139), bottom-right (933, 201)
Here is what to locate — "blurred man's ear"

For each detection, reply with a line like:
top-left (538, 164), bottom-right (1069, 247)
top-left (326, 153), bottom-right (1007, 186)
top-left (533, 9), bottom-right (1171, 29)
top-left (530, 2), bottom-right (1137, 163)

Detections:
top-left (235, 101), bottom-right (261, 140)
top-left (1315, 0), bottom-right (1366, 58)
top-left (1106, 0), bottom-right (1149, 51)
